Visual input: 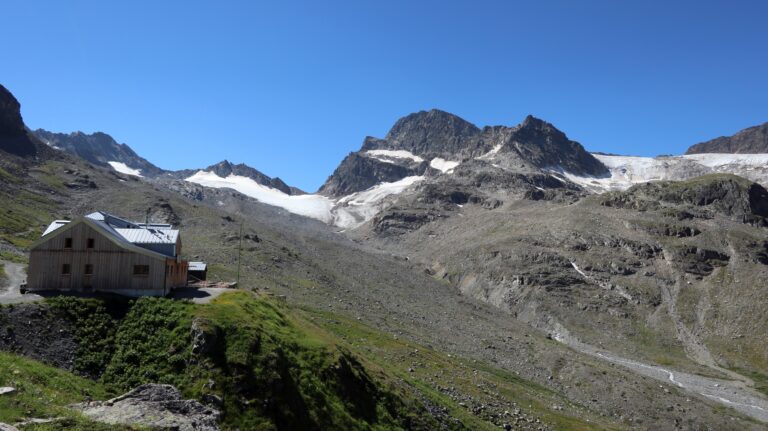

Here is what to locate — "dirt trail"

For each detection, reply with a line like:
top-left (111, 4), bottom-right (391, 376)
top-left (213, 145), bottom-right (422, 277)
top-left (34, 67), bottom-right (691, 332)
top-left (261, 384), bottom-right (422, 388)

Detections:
top-left (551, 324), bottom-right (768, 423)
top-left (0, 261), bottom-right (40, 304)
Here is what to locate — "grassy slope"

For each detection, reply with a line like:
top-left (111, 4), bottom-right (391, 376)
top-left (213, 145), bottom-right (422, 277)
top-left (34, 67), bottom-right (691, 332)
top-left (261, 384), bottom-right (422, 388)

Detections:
top-left (3, 291), bottom-right (621, 431)
top-left (0, 352), bottom-right (132, 430)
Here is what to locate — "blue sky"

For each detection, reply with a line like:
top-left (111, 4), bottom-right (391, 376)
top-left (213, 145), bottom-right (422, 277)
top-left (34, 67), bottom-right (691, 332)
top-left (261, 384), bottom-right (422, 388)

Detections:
top-left (3, 1), bottom-right (767, 191)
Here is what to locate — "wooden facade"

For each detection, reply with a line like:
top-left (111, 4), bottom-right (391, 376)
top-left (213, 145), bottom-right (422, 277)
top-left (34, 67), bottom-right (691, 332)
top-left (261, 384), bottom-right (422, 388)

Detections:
top-left (27, 218), bottom-right (187, 296)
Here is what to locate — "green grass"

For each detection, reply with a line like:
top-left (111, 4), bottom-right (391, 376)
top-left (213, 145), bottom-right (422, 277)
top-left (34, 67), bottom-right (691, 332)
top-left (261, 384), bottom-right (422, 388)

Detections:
top-left (35, 292), bottom-right (463, 430)
top-left (733, 368), bottom-right (768, 397)
top-left (0, 189), bottom-right (58, 248)
top-left (2, 287), bottom-right (627, 430)
top-left (0, 250), bottom-right (28, 264)
top-left (300, 307), bottom-right (622, 431)
top-left (0, 352), bottom-right (133, 430)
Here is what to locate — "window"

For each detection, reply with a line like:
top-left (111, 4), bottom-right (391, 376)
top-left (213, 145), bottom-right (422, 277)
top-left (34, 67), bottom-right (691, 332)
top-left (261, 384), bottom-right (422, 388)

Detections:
top-left (61, 264), bottom-right (71, 275)
top-left (84, 264), bottom-right (93, 275)
top-left (133, 265), bottom-right (150, 276)
top-left (64, 238), bottom-right (72, 249)
top-left (87, 238), bottom-right (95, 249)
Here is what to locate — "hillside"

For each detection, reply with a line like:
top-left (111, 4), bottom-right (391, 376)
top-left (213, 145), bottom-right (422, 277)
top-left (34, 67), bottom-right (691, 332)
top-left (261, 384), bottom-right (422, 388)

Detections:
top-left (2, 83), bottom-right (768, 429)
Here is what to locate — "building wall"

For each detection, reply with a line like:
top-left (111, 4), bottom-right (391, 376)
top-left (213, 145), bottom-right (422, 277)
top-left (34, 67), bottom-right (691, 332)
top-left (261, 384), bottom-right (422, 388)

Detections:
top-left (27, 221), bottom-right (183, 296)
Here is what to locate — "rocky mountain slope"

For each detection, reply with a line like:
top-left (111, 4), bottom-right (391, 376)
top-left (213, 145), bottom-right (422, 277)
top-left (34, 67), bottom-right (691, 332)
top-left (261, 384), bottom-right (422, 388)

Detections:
top-left (0, 85), bottom-right (53, 160)
top-left (3, 83), bottom-right (768, 429)
top-left (33, 129), bottom-right (166, 177)
top-left (319, 110), bottom-right (607, 197)
top-left (686, 121), bottom-right (768, 154)
top-left (175, 160), bottom-right (304, 195)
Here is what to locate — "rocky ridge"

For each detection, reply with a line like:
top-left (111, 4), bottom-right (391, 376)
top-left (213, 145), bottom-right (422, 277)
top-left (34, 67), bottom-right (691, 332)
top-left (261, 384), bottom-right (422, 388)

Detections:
top-left (319, 110), bottom-right (607, 197)
top-left (33, 129), bottom-right (165, 177)
top-left (686, 121), bottom-right (768, 154)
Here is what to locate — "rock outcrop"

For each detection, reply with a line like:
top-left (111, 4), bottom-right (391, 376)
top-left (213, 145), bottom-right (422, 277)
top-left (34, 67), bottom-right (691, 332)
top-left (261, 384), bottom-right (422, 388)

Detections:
top-left (76, 384), bottom-right (220, 431)
top-left (0, 84), bottom-right (39, 158)
top-left (319, 153), bottom-right (428, 197)
top-left (601, 174), bottom-right (768, 226)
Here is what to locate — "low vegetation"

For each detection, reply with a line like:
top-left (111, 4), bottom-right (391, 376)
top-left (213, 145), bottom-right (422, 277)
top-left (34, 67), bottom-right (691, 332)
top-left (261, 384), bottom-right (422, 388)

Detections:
top-left (0, 291), bottom-right (621, 430)
top-left (0, 352), bottom-right (132, 430)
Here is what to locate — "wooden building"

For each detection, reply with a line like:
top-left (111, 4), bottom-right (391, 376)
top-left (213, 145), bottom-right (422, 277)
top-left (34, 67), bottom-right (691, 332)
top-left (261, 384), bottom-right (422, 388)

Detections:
top-left (188, 261), bottom-right (208, 281)
top-left (27, 212), bottom-right (188, 296)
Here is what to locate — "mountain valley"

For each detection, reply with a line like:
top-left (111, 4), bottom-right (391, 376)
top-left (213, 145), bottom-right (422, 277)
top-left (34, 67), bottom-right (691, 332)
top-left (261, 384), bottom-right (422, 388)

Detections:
top-left (1, 82), bottom-right (768, 430)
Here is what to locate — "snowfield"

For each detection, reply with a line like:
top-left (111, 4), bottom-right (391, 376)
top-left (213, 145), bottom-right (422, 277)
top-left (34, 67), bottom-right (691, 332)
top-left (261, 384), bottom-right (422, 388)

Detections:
top-left (363, 149), bottom-right (460, 174)
top-left (185, 171), bottom-right (424, 229)
top-left (364, 149), bottom-right (424, 163)
top-left (429, 158), bottom-right (460, 173)
top-left (186, 171), bottom-right (334, 222)
top-left (108, 161), bottom-right (143, 177)
top-left (557, 153), bottom-right (768, 192)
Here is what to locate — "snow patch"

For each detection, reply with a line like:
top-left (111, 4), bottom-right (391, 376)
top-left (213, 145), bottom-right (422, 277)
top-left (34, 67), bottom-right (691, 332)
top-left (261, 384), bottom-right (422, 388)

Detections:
top-left (334, 176), bottom-right (424, 228)
top-left (364, 149), bottom-right (424, 163)
top-left (429, 158), bottom-right (460, 173)
top-left (186, 171), bottom-right (334, 222)
top-left (108, 161), bottom-right (143, 177)
top-left (185, 171), bottom-right (423, 229)
top-left (477, 144), bottom-right (503, 160)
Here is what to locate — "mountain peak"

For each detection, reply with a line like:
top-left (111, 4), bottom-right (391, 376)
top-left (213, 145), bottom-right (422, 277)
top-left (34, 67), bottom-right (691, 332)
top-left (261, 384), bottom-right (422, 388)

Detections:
top-left (202, 160), bottom-right (303, 195)
top-left (385, 109), bottom-right (480, 142)
top-left (519, 114), bottom-right (548, 129)
top-left (0, 84), bottom-right (39, 158)
top-left (32, 128), bottom-right (163, 176)
top-left (359, 109), bottom-right (482, 159)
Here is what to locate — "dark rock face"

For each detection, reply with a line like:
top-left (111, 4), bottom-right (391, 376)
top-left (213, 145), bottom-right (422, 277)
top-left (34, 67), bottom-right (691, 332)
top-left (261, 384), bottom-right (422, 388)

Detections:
top-left (0, 84), bottom-right (38, 158)
top-left (0, 304), bottom-right (77, 372)
top-left (669, 246), bottom-right (730, 276)
top-left (33, 129), bottom-right (164, 177)
top-left (318, 153), bottom-right (427, 197)
top-left (498, 116), bottom-right (608, 176)
top-left (363, 109), bottom-right (483, 159)
top-left (686, 122), bottom-right (768, 154)
top-left (601, 174), bottom-right (768, 225)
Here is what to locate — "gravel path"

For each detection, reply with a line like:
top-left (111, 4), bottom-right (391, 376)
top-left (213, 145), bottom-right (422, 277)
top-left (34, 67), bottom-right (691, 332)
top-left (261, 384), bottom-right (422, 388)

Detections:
top-left (0, 262), bottom-right (41, 305)
top-left (170, 287), bottom-right (229, 304)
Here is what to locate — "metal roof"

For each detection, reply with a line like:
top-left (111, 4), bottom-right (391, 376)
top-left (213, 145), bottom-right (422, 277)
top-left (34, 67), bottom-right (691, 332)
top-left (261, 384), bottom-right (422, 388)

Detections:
top-left (39, 211), bottom-right (180, 256)
top-left (114, 228), bottom-right (179, 244)
top-left (188, 261), bottom-right (207, 271)
top-left (42, 220), bottom-right (70, 236)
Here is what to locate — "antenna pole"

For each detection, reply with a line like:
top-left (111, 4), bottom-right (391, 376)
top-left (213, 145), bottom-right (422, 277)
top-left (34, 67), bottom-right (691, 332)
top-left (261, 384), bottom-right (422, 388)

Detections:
top-left (236, 221), bottom-right (243, 287)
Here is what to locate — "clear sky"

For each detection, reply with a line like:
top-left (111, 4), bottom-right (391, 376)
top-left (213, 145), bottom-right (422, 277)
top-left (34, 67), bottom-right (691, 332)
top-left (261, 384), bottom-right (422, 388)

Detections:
top-left (3, 1), bottom-right (767, 191)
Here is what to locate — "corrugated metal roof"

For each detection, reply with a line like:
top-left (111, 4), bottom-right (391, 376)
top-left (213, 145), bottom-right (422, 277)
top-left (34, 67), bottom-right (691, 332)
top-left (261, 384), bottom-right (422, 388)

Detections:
top-left (42, 220), bottom-right (70, 236)
top-left (40, 211), bottom-right (180, 257)
top-left (114, 228), bottom-right (179, 244)
top-left (189, 261), bottom-right (207, 271)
